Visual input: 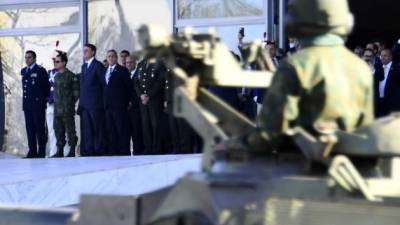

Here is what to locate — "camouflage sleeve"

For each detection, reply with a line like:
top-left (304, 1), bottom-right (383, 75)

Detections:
top-left (259, 61), bottom-right (302, 138)
top-left (72, 72), bottom-right (80, 103)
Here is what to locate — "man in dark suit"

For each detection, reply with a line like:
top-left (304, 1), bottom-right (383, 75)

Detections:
top-left (392, 38), bottom-right (400, 64)
top-left (21, 50), bottom-right (50, 158)
top-left (119, 50), bottom-right (130, 68)
top-left (134, 59), bottom-right (166, 154)
top-left (79, 44), bottom-right (107, 156)
top-left (374, 49), bottom-right (400, 117)
top-left (103, 50), bottom-right (133, 155)
top-left (126, 55), bottom-right (145, 155)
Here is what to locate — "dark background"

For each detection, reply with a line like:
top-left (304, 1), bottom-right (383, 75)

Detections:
top-left (347, 0), bottom-right (400, 49)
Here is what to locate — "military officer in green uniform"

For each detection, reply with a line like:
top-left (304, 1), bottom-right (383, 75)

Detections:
top-left (53, 52), bottom-right (80, 157)
top-left (246, 0), bottom-right (373, 151)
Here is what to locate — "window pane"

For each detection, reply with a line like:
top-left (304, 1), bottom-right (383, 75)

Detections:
top-left (0, 34), bottom-right (81, 155)
top-left (180, 24), bottom-right (266, 56)
top-left (0, 6), bottom-right (79, 29)
top-left (88, 0), bottom-right (173, 60)
top-left (178, 0), bottom-right (264, 20)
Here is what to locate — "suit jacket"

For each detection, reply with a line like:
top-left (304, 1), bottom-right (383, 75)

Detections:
top-left (134, 60), bottom-right (166, 105)
top-left (103, 64), bottom-right (133, 110)
top-left (374, 62), bottom-right (400, 116)
top-left (21, 64), bottom-right (50, 111)
top-left (392, 42), bottom-right (400, 64)
top-left (80, 58), bottom-right (106, 110)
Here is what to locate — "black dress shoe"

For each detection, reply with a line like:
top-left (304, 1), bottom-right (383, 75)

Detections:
top-left (66, 148), bottom-right (76, 157)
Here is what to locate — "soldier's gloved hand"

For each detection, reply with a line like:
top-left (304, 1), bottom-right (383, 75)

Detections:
top-left (163, 101), bottom-right (168, 112)
top-left (140, 94), bottom-right (147, 101)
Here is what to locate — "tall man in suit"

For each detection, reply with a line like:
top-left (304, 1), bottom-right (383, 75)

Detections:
top-left (126, 55), bottom-right (145, 155)
top-left (103, 50), bottom-right (133, 155)
top-left (79, 44), bottom-right (107, 156)
top-left (134, 59), bottom-right (166, 154)
top-left (374, 49), bottom-right (400, 117)
top-left (21, 50), bottom-right (50, 158)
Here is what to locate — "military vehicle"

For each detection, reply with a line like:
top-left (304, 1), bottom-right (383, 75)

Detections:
top-left (62, 24), bottom-right (400, 225)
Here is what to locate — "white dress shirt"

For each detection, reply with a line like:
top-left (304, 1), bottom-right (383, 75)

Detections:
top-left (379, 61), bottom-right (392, 98)
top-left (130, 68), bottom-right (137, 80)
top-left (85, 57), bottom-right (95, 69)
top-left (26, 63), bottom-right (36, 73)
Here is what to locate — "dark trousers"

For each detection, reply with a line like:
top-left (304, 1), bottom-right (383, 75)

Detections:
top-left (238, 98), bottom-right (257, 120)
top-left (128, 106), bottom-right (145, 155)
top-left (24, 109), bottom-right (47, 158)
top-left (375, 98), bottom-right (387, 118)
top-left (106, 109), bottom-right (130, 155)
top-left (80, 109), bottom-right (106, 156)
top-left (140, 101), bottom-right (162, 154)
top-left (169, 115), bottom-right (195, 154)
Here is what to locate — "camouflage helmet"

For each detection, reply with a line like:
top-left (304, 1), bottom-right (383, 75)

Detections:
top-left (285, 0), bottom-right (354, 37)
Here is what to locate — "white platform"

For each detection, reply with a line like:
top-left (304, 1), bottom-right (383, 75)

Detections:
top-left (0, 155), bottom-right (201, 207)
top-left (0, 152), bottom-right (21, 159)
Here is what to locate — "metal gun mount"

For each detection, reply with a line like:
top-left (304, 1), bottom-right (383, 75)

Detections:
top-left (137, 24), bottom-right (276, 171)
top-left (137, 25), bottom-right (400, 202)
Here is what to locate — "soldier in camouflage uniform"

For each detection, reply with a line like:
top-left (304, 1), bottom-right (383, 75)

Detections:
top-left (53, 52), bottom-right (80, 157)
top-left (248, 0), bottom-right (373, 150)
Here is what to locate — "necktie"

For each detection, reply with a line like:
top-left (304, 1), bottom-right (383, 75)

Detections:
top-left (82, 63), bottom-right (88, 75)
top-left (106, 67), bottom-right (113, 84)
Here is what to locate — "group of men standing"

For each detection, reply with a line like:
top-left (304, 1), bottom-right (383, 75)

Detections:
top-left (22, 50), bottom-right (78, 158)
top-left (21, 43), bottom-right (197, 158)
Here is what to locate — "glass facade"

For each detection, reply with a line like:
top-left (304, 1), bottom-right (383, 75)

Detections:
top-left (190, 24), bottom-right (266, 56)
top-left (88, 0), bottom-right (173, 61)
top-left (177, 0), bottom-right (263, 19)
top-left (0, 6), bottom-right (79, 29)
top-left (175, 0), bottom-right (268, 54)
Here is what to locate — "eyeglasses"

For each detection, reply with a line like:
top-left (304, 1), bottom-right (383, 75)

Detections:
top-left (54, 60), bottom-right (61, 63)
